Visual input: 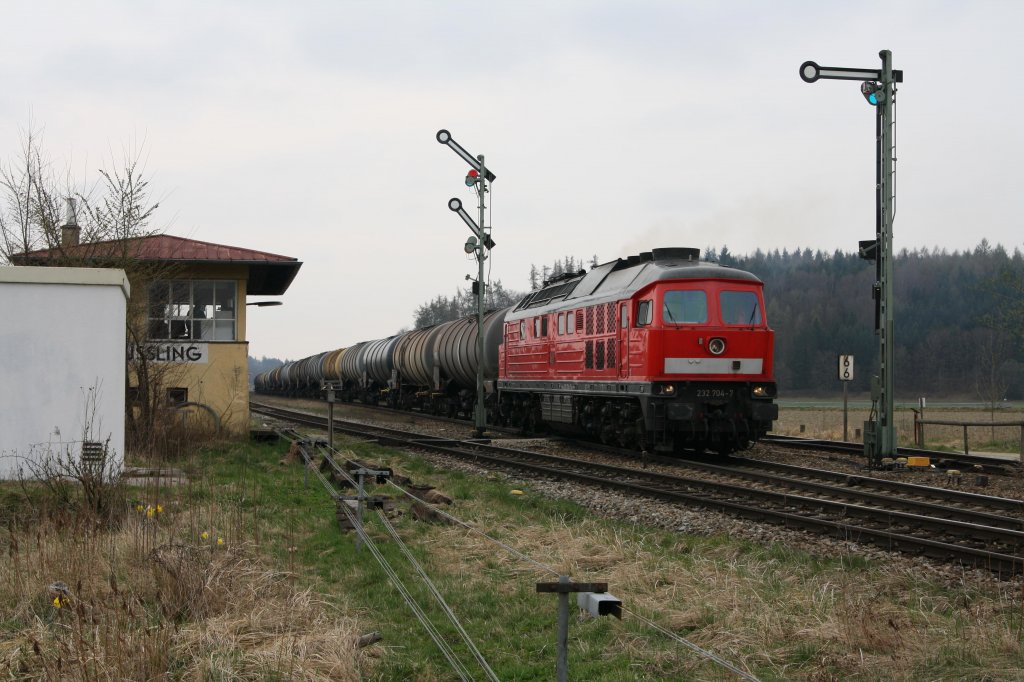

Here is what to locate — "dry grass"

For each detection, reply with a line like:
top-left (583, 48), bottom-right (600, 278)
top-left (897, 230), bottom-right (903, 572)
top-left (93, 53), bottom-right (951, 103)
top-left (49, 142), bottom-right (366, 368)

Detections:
top-left (421, 503), bottom-right (1024, 680)
top-left (0, 476), bottom-right (370, 680)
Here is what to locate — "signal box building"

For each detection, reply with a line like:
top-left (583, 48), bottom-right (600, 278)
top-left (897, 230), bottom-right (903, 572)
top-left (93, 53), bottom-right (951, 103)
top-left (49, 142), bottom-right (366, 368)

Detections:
top-left (14, 234), bottom-right (301, 435)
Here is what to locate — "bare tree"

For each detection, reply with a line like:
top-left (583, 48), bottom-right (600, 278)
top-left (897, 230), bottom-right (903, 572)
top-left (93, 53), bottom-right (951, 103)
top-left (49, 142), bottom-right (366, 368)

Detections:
top-left (0, 128), bottom-right (65, 260)
top-left (2, 130), bottom-right (187, 456)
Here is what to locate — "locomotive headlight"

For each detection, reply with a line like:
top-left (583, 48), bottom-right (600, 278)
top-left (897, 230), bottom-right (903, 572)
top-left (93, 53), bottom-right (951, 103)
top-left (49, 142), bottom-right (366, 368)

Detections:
top-left (752, 385), bottom-right (767, 397)
top-left (663, 383), bottom-right (675, 395)
top-left (751, 384), bottom-right (777, 398)
top-left (708, 337), bottom-right (726, 356)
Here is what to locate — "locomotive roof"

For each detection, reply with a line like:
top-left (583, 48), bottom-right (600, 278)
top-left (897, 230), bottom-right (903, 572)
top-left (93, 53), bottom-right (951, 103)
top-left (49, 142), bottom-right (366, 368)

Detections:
top-left (507, 247), bottom-right (762, 320)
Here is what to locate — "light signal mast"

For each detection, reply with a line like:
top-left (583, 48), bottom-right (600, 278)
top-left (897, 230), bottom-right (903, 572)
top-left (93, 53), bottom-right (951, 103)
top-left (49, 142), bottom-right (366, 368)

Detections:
top-left (800, 50), bottom-right (901, 464)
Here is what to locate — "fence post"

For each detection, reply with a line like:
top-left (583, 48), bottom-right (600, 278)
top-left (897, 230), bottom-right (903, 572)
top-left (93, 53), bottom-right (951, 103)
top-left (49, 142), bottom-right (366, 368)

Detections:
top-left (963, 425), bottom-right (969, 455)
top-left (536, 578), bottom-right (612, 682)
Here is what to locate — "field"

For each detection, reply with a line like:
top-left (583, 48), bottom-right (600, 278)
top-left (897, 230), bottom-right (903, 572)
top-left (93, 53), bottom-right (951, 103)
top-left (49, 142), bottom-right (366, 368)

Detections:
top-left (4, 429), bottom-right (1024, 680)
top-left (775, 400), bottom-right (1024, 457)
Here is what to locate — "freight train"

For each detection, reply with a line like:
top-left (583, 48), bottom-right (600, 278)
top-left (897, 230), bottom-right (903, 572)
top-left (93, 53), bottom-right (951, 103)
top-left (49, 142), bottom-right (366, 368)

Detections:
top-left (254, 247), bottom-right (778, 454)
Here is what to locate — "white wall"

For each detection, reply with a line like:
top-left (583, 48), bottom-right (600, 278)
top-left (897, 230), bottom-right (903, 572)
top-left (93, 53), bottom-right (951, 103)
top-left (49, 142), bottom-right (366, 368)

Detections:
top-left (0, 267), bottom-right (129, 479)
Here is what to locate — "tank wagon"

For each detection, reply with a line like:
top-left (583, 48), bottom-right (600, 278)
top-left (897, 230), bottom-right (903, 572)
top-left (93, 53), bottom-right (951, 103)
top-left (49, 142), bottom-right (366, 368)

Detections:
top-left (254, 247), bottom-right (777, 454)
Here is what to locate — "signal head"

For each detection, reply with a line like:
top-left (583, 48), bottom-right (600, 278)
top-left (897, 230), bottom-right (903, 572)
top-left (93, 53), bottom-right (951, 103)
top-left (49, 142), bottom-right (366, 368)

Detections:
top-left (436, 129), bottom-right (451, 144)
top-left (448, 197), bottom-right (462, 212)
top-left (465, 168), bottom-right (480, 186)
top-left (861, 81), bottom-right (883, 106)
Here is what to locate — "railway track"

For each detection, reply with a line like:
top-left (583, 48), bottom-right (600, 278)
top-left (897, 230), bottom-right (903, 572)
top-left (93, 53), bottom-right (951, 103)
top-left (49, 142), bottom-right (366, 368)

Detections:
top-left (252, 401), bottom-right (1024, 575)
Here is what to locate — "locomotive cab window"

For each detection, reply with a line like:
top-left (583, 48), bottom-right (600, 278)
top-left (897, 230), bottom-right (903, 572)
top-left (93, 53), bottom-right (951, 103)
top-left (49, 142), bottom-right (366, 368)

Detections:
top-left (567, 311), bottom-right (575, 334)
top-left (663, 290), bottom-right (707, 325)
top-left (720, 291), bottom-right (762, 325)
top-left (637, 300), bottom-right (653, 327)
top-left (558, 313), bottom-right (565, 335)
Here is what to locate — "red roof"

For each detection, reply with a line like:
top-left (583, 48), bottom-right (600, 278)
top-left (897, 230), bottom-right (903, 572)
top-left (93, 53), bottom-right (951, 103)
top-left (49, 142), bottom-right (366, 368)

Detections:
top-left (13, 234), bottom-right (302, 295)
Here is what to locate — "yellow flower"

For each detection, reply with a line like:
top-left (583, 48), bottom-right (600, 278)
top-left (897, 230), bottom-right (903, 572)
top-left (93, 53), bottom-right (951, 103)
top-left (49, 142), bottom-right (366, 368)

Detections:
top-left (156, 504), bottom-right (163, 514)
top-left (201, 531), bottom-right (209, 540)
top-left (145, 506), bottom-right (155, 519)
top-left (52, 596), bottom-right (61, 608)
top-left (136, 504), bottom-right (143, 512)
top-left (217, 537), bottom-right (224, 546)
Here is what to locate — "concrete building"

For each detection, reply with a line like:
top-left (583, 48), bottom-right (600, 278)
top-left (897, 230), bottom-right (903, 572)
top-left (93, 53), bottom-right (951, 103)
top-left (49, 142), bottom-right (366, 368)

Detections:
top-left (0, 266), bottom-right (130, 479)
top-left (14, 233), bottom-right (301, 436)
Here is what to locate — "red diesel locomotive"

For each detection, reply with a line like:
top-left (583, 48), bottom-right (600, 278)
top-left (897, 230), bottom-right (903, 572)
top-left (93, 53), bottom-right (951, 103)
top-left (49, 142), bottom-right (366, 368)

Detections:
top-left (496, 247), bottom-right (777, 453)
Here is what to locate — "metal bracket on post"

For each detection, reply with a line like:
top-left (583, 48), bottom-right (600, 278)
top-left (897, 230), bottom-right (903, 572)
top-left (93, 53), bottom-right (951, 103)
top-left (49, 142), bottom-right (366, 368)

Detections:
top-left (536, 577), bottom-right (617, 682)
top-left (339, 467), bottom-right (391, 551)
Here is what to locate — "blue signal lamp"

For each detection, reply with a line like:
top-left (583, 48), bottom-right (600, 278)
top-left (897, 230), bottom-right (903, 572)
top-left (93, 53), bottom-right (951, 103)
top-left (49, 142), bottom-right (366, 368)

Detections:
top-left (861, 81), bottom-right (884, 106)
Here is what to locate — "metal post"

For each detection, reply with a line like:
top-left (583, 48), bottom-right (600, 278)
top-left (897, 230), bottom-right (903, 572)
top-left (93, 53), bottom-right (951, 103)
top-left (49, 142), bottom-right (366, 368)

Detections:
top-left (327, 396), bottom-right (335, 451)
top-left (843, 381), bottom-right (849, 442)
top-left (355, 471), bottom-right (366, 552)
top-left (555, 575), bottom-right (569, 682)
top-left (877, 49), bottom-right (897, 458)
top-left (301, 440), bottom-right (309, 489)
top-left (474, 154), bottom-right (488, 438)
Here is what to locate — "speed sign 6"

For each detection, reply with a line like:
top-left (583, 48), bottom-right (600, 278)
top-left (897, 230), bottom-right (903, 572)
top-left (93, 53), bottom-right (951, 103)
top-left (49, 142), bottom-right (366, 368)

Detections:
top-left (838, 354), bottom-right (854, 382)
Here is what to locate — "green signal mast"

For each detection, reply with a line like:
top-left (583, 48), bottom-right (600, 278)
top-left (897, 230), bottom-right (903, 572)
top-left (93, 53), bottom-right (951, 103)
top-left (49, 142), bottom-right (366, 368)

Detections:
top-left (800, 50), bottom-right (902, 464)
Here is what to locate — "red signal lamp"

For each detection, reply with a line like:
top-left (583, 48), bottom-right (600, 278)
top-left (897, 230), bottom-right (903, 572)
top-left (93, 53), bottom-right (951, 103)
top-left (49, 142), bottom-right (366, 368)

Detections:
top-left (465, 168), bottom-right (480, 187)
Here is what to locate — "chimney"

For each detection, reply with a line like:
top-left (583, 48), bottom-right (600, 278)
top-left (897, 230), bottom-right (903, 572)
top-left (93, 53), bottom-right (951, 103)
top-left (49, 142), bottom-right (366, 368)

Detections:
top-left (60, 197), bottom-right (80, 248)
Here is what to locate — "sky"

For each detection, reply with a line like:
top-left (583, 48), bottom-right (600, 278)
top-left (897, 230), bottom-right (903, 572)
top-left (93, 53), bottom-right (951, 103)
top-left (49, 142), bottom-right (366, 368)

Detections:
top-left (2, 1), bottom-right (1021, 361)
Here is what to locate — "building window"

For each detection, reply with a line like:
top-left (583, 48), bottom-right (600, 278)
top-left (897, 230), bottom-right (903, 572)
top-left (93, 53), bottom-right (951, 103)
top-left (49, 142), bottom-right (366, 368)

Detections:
top-left (167, 387), bottom-right (188, 405)
top-left (149, 280), bottom-right (237, 341)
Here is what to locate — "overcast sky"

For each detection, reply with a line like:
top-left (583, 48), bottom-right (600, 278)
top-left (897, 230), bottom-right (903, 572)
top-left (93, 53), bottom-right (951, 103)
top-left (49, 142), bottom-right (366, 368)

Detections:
top-left (2, 1), bottom-right (1020, 360)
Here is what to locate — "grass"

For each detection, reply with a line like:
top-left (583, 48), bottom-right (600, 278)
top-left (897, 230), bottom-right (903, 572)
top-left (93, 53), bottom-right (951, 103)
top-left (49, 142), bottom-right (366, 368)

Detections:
top-left (3, 432), bottom-right (1024, 680)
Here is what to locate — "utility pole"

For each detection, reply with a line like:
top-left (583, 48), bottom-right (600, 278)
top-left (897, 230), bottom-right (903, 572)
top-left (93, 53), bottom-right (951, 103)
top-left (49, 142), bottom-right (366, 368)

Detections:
top-left (800, 51), bottom-right (902, 464)
top-left (437, 130), bottom-right (496, 438)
